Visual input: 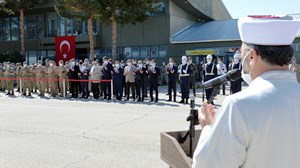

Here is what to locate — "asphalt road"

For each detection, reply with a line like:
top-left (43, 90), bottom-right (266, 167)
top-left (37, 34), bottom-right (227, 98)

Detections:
top-left (0, 85), bottom-right (230, 168)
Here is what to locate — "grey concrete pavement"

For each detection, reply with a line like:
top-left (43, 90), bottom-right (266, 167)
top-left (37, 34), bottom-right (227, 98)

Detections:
top-left (0, 84), bottom-right (237, 168)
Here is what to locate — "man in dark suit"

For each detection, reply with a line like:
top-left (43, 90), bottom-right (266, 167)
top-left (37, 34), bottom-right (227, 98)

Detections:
top-left (80, 62), bottom-right (90, 99)
top-left (102, 56), bottom-right (114, 100)
top-left (149, 59), bottom-right (160, 102)
top-left (167, 57), bottom-right (178, 102)
top-left (113, 60), bottom-right (124, 101)
top-left (136, 60), bottom-right (148, 102)
top-left (69, 58), bottom-right (80, 98)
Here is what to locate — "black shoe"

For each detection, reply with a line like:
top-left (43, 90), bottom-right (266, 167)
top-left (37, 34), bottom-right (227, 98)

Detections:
top-left (150, 99), bottom-right (154, 102)
top-left (167, 99), bottom-right (172, 101)
top-left (137, 98), bottom-right (141, 102)
top-left (179, 100), bottom-right (184, 104)
top-left (155, 99), bottom-right (158, 102)
top-left (173, 99), bottom-right (176, 102)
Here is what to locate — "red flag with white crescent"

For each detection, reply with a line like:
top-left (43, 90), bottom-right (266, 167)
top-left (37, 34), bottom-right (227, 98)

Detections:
top-left (55, 36), bottom-right (76, 64)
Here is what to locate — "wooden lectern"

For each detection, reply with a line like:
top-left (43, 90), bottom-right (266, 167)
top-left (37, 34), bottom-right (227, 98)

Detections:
top-left (160, 130), bottom-right (202, 168)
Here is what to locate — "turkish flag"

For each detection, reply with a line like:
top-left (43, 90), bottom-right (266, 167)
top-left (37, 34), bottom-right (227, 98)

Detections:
top-left (55, 36), bottom-right (76, 64)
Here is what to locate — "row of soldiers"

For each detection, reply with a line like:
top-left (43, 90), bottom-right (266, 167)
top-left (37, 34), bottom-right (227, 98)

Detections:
top-left (0, 60), bottom-right (68, 97)
top-left (0, 56), bottom-right (199, 104)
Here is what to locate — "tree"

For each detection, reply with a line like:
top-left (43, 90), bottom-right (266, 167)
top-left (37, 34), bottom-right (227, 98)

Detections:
top-left (55, 0), bottom-right (101, 61)
top-left (96, 0), bottom-right (160, 61)
top-left (0, 0), bottom-right (13, 14)
top-left (4, 0), bottom-right (43, 60)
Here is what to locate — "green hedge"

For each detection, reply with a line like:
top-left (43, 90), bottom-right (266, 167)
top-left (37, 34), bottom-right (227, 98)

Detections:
top-left (0, 52), bottom-right (25, 63)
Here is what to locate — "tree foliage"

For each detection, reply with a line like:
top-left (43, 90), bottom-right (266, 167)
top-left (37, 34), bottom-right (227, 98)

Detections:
top-left (4, 0), bottom-right (43, 11)
top-left (55, 0), bottom-right (101, 61)
top-left (3, 0), bottom-right (43, 60)
top-left (96, 0), bottom-right (161, 61)
top-left (97, 0), bottom-right (160, 25)
top-left (55, 0), bottom-right (100, 20)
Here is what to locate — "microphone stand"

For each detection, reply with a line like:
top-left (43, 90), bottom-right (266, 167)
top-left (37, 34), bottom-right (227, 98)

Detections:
top-left (179, 85), bottom-right (221, 158)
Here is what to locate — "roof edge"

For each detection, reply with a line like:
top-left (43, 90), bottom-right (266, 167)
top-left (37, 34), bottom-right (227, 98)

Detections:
top-left (170, 39), bottom-right (241, 44)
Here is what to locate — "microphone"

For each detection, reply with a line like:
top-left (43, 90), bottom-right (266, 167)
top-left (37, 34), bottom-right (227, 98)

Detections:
top-left (200, 69), bottom-right (241, 89)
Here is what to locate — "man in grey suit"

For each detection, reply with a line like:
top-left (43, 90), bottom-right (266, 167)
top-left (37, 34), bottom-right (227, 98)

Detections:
top-left (124, 59), bottom-right (136, 101)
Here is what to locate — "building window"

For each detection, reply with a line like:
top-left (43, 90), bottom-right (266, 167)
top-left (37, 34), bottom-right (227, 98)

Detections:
top-left (150, 46), bottom-right (158, 58)
top-left (11, 17), bottom-right (19, 41)
top-left (47, 13), bottom-right (58, 37)
top-left (27, 51), bottom-right (38, 65)
top-left (132, 47), bottom-right (139, 58)
top-left (26, 15), bottom-right (36, 39)
top-left (159, 46), bottom-right (167, 57)
top-left (124, 47), bottom-right (132, 58)
top-left (73, 19), bottom-right (84, 35)
top-left (83, 20), bottom-right (98, 35)
top-left (140, 46), bottom-right (149, 58)
top-left (38, 50), bottom-right (47, 60)
top-left (3, 18), bottom-right (10, 41)
top-left (37, 15), bottom-right (43, 39)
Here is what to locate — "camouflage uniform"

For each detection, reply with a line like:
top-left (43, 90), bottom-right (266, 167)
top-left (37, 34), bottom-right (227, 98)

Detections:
top-left (15, 63), bottom-right (22, 92)
top-left (57, 64), bottom-right (69, 96)
top-left (35, 64), bottom-right (47, 97)
top-left (4, 65), bottom-right (15, 95)
top-left (31, 66), bottom-right (37, 92)
top-left (21, 65), bottom-right (33, 96)
top-left (48, 63), bottom-right (58, 97)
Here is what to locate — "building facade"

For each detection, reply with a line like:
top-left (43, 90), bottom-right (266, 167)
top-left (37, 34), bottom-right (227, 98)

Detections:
top-left (0, 0), bottom-right (233, 64)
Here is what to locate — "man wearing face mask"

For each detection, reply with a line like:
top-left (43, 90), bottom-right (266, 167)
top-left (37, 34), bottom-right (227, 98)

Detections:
top-left (102, 56), bottom-right (114, 100)
top-left (5, 63), bottom-right (15, 96)
top-left (149, 59), bottom-right (160, 102)
top-left (203, 54), bottom-right (217, 104)
top-left (166, 57), bottom-right (178, 102)
top-left (57, 60), bottom-right (69, 97)
top-left (80, 62), bottom-right (90, 99)
top-left (188, 56), bottom-right (197, 96)
top-left (136, 60), bottom-right (147, 102)
top-left (21, 61), bottom-right (33, 97)
top-left (160, 61), bottom-right (168, 86)
top-left (35, 60), bottom-right (46, 97)
top-left (193, 15), bottom-right (300, 168)
top-left (47, 60), bottom-right (58, 97)
top-left (124, 59), bottom-right (136, 101)
top-left (69, 59), bottom-right (80, 98)
top-left (144, 58), bottom-right (150, 98)
top-left (15, 63), bottom-right (22, 92)
top-left (178, 55), bottom-right (192, 104)
top-left (230, 52), bottom-right (243, 94)
top-left (113, 60), bottom-right (124, 101)
top-left (90, 61), bottom-right (102, 99)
